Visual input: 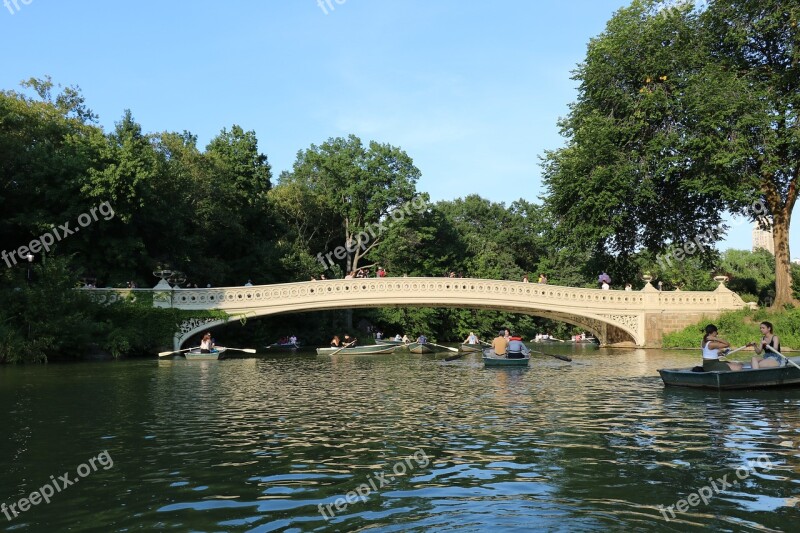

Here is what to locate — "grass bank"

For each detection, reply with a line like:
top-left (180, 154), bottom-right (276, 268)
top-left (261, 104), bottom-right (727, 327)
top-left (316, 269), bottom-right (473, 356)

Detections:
top-left (662, 307), bottom-right (799, 351)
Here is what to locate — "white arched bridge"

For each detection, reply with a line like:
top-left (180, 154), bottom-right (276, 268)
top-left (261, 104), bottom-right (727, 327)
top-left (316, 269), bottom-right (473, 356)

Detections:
top-left (86, 277), bottom-right (748, 350)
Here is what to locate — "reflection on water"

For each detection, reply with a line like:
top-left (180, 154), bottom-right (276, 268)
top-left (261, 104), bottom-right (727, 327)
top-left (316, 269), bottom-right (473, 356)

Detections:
top-left (1, 348), bottom-right (799, 531)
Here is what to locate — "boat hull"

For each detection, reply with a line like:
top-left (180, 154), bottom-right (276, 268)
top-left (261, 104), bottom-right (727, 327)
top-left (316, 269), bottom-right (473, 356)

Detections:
top-left (266, 343), bottom-right (299, 352)
top-left (380, 339), bottom-right (406, 346)
top-left (316, 345), bottom-right (396, 355)
top-left (459, 344), bottom-right (482, 353)
top-left (185, 348), bottom-right (227, 361)
top-left (408, 343), bottom-right (435, 354)
top-left (482, 348), bottom-right (530, 367)
top-left (658, 358), bottom-right (800, 390)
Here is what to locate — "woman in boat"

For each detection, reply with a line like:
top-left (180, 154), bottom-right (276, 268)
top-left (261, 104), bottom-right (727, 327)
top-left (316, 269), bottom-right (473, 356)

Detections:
top-left (463, 332), bottom-right (479, 345)
top-left (200, 332), bottom-right (214, 353)
top-left (751, 321), bottom-right (783, 369)
top-left (330, 335), bottom-right (341, 348)
top-left (402, 334), bottom-right (410, 344)
top-left (701, 324), bottom-right (742, 371)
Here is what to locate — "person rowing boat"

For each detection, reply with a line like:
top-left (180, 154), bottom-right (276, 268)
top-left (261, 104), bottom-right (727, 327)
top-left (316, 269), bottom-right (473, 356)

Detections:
top-left (199, 332), bottom-right (215, 354)
top-left (750, 321), bottom-right (783, 369)
top-left (701, 324), bottom-right (742, 371)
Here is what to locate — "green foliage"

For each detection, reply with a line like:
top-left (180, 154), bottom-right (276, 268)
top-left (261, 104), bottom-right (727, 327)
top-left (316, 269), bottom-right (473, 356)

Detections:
top-left (0, 256), bottom-right (228, 363)
top-left (541, 0), bottom-right (799, 303)
top-left (278, 135), bottom-right (421, 275)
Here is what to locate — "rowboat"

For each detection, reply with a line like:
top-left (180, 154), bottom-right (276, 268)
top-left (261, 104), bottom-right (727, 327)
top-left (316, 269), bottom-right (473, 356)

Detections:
top-left (379, 339), bottom-right (407, 346)
top-left (573, 337), bottom-right (599, 344)
top-left (316, 345), bottom-right (396, 355)
top-left (185, 347), bottom-right (227, 361)
top-left (658, 357), bottom-right (800, 390)
top-left (459, 343), bottom-right (483, 353)
top-left (483, 348), bottom-right (530, 367)
top-left (407, 342), bottom-right (435, 354)
top-left (265, 342), bottom-right (299, 352)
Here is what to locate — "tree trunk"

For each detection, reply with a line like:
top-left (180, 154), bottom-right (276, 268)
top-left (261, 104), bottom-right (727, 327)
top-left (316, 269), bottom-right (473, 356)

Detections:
top-left (771, 210), bottom-right (795, 307)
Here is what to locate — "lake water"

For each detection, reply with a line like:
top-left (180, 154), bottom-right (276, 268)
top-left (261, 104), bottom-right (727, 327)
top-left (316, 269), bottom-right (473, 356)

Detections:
top-left (1, 347), bottom-right (798, 531)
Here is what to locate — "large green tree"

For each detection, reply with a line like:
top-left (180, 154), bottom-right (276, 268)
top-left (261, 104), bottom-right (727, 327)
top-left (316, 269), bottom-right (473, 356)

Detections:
top-left (542, 0), bottom-right (799, 305)
top-left (278, 135), bottom-right (421, 275)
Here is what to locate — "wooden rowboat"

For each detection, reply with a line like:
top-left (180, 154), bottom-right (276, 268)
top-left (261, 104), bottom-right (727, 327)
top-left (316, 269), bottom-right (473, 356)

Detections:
top-left (658, 357), bottom-right (800, 390)
top-left (185, 347), bottom-right (227, 361)
top-left (407, 342), bottom-right (435, 354)
top-left (316, 345), bottom-right (396, 355)
top-left (482, 348), bottom-right (530, 367)
top-left (459, 343), bottom-right (483, 353)
top-left (265, 342), bottom-right (299, 352)
top-left (379, 339), bottom-right (406, 346)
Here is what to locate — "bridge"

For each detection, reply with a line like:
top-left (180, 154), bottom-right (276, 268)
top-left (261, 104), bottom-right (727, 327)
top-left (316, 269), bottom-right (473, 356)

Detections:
top-left (86, 276), bottom-right (748, 350)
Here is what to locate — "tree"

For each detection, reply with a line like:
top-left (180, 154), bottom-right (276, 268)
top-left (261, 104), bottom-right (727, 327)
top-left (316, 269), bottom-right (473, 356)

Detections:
top-left (541, 0), bottom-right (799, 305)
top-left (280, 135), bottom-right (421, 275)
top-left (698, 0), bottom-right (800, 305)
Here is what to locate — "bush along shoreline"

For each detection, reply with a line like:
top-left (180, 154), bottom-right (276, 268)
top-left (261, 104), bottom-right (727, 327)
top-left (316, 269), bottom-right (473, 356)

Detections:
top-left (662, 307), bottom-right (799, 351)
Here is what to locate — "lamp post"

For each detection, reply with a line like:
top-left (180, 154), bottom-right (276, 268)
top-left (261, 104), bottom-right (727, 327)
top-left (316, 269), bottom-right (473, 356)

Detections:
top-left (26, 253), bottom-right (33, 284)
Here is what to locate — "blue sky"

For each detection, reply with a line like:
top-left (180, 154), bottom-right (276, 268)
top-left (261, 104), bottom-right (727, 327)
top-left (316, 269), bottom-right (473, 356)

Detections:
top-left (1, 0), bottom-right (796, 256)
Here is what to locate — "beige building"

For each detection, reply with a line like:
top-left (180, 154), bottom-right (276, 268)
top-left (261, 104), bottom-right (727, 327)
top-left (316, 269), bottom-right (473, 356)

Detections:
top-left (752, 221), bottom-right (774, 254)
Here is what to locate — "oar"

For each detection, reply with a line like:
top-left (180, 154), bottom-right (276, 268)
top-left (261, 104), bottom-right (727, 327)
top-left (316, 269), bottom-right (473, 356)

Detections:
top-left (158, 347), bottom-right (195, 357)
top-left (216, 347), bottom-right (256, 353)
top-left (720, 344), bottom-right (750, 358)
top-left (529, 348), bottom-right (572, 362)
top-left (427, 342), bottom-right (459, 353)
top-left (328, 339), bottom-right (357, 356)
top-left (765, 345), bottom-right (800, 371)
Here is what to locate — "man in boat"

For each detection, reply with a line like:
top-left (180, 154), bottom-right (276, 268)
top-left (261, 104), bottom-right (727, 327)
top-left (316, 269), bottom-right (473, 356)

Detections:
top-left (200, 332), bottom-right (214, 353)
top-left (416, 334), bottom-right (428, 344)
top-left (402, 334), bottom-right (410, 344)
top-left (492, 330), bottom-right (508, 357)
top-left (343, 334), bottom-right (357, 347)
top-left (506, 332), bottom-right (530, 359)
top-left (394, 334), bottom-right (402, 342)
